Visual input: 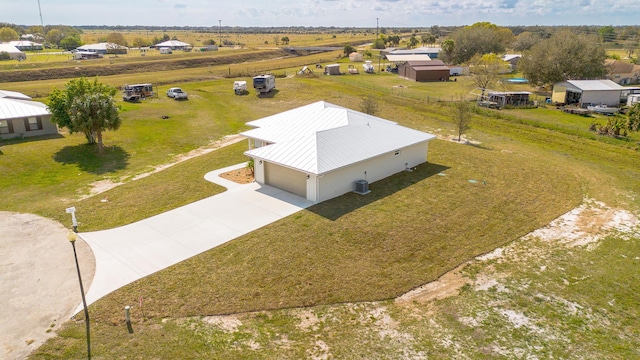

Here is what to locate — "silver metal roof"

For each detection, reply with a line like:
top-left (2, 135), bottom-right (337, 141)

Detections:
top-left (0, 90), bottom-right (31, 100)
top-left (0, 98), bottom-right (50, 119)
top-left (386, 54), bottom-right (432, 62)
top-left (566, 80), bottom-right (625, 91)
top-left (243, 101), bottom-right (435, 175)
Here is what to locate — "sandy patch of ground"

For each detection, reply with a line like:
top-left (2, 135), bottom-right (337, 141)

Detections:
top-left (80, 134), bottom-right (246, 199)
top-left (0, 212), bottom-right (95, 360)
top-left (396, 199), bottom-right (640, 305)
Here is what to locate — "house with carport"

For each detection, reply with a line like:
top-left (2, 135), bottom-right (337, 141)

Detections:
top-left (242, 101), bottom-right (436, 203)
top-left (0, 90), bottom-right (58, 139)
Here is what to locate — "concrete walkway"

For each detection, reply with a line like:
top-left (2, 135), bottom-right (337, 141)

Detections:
top-left (78, 163), bottom-right (313, 310)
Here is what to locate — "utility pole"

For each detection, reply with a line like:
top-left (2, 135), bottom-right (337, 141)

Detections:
top-left (37, 0), bottom-right (44, 31)
top-left (218, 20), bottom-right (222, 46)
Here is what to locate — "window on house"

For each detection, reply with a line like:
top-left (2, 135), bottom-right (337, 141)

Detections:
top-left (25, 117), bottom-right (42, 131)
top-left (0, 120), bottom-right (13, 134)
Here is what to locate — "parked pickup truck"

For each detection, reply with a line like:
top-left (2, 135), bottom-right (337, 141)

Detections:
top-left (167, 87), bottom-right (188, 100)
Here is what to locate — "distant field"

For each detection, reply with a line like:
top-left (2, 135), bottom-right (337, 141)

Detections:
top-left (80, 29), bottom-right (379, 48)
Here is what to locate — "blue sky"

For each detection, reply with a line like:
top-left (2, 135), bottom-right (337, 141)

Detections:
top-left (2, 0), bottom-right (640, 27)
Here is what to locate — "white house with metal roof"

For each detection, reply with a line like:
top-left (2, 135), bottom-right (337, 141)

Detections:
top-left (76, 42), bottom-right (128, 54)
top-left (241, 101), bottom-right (436, 203)
top-left (0, 44), bottom-right (26, 60)
top-left (0, 91), bottom-right (58, 139)
top-left (552, 79), bottom-right (625, 107)
top-left (153, 40), bottom-right (192, 50)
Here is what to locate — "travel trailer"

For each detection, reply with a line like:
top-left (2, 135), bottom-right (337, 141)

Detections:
top-left (253, 74), bottom-right (275, 94)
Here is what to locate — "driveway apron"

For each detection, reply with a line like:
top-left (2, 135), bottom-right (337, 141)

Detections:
top-left (78, 163), bottom-right (313, 310)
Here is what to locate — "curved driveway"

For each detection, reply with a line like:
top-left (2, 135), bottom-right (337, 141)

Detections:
top-left (78, 163), bottom-right (313, 310)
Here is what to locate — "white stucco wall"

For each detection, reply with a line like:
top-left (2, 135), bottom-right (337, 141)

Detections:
top-left (317, 141), bottom-right (429, 202)
top-left (0, 115), bottom-right (58, 140)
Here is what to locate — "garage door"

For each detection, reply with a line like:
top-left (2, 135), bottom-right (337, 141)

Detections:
top-left (264, 162), bottom-right (307, 197)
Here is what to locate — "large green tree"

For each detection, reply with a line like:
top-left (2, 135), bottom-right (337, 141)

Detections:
top-left (511, 31), bottom-right (544, 52)
top-left (0, 27), bottom-right (19, 42)
top-left (469, 54), bottom-right (510, 97)
top-left (48, 78), bottom-right (121, 149)
top-left (105, 32), bottom-right (128, 47)
top-left (519, 30), bottom-right (607, 87)
top-left (449, 22), bottom-right (513, 64)
top-left (598, 26), bottom-right (617, 43)
top-left (45, 29), bottom-right (64, 46)
top-left (440, 39), bottom-right (455, 63)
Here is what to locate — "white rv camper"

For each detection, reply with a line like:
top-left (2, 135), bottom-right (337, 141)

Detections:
top-left (253, 74), bottom-right (275, 94)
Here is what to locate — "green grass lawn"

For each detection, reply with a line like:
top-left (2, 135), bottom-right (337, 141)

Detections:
top-left (2, 66), bottom-right (639, 358)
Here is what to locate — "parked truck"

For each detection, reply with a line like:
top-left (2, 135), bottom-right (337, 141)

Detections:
top-left (253, 74), bottom-right (275, 94)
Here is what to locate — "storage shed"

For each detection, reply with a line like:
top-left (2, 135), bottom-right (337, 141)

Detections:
top-left (324, 64), bottom-right (341, 75)
top-left (552, 80), bottom-right (624, 107)
top-left (398, 60), bottom-right (450, 82)
top-left (242, 101), bottom-right (436, 203)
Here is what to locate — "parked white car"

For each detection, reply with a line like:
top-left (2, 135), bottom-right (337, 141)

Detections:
top-left (167, 87), bottom-right (188, 100)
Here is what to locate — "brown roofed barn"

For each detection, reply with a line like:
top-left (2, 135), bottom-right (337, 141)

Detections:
top-left (398, 60), bottom-right (450, 82)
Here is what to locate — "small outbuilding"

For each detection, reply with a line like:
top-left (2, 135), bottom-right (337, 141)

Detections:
top-left (0, 90), bottom-right (58, 140)
top-left (486, 91), bottom-right (532, 107)
top-left (324, 64), bottom-right (341, 75)
top-left (552, 80), bottom-right (625, 107)
top-left (501, 54), bottom-right (522, 71)
top-left (242, 101), bottom-right (436, 203)
top-left (398, 60), bottom-right (450, 82)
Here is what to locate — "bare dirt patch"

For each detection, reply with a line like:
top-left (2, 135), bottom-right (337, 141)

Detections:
top-left (396, 198), bottom-right (640, 305)
top-left (0, 212), bottom-right (95, 360)
top-left (218, 166), bottom-right (254, 184)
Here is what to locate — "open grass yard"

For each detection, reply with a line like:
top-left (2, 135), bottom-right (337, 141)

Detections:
top-left (37, 200), bottom-right (638, 359)
top-left (1, 61), bottom-right (639, 358)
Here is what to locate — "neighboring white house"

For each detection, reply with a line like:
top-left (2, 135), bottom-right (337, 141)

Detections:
top-left (76, 42), bottom-right (128, 54)
top-left (242, 101), bottom-right (436, 203)
top-left (0, 90), bottom-right (58, 139)
top-left (8, 40), bottom-right (43, 51)
top-left (551, 79), bottom-right (625, 107)
top-left (0, 44), bottom-right (26, 60)
top-left (153, 40), bottom-right (191, 51)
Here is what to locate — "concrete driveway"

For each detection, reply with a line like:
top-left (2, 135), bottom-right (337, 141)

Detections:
top-left (78, 163), bottom-right (314, 309)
